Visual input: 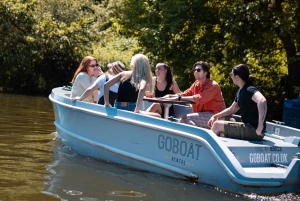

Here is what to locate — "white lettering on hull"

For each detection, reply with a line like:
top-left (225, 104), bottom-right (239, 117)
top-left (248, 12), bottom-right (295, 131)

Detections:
top-left (249, 153), bottom-right (288, 163)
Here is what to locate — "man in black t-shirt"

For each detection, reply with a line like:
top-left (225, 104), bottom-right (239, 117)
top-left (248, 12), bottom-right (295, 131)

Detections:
top-left (207, 64), bottom-right (267, 141)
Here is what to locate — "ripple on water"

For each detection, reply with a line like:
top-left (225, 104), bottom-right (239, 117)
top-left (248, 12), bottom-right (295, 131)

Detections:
top-left (63, 189), bottom-right (83, 195)
top-left (105, 190), bottom-right (146, 197)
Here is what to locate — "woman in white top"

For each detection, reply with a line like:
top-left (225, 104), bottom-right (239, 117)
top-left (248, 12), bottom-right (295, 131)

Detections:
top-left (72, 61), bottom-right (125, 106)
top-left (70, 56), bottom-right (102, 103)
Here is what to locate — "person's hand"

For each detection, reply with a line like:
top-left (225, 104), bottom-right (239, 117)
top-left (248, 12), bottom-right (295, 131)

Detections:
top-left (72, 96), bottom-right (81, 102)
top-left (256, 124), bottom-right (264, 136)
top-left (145, 91), bottom-right (154, 98)
top-left (207, 116), bottom-right (217, 128)
top-left (104, 103), bottom-right (112, 107)
top-left (94, 68), bottom-right (102, 77)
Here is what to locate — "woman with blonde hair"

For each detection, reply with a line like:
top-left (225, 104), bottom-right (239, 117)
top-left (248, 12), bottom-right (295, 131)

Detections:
top-left (70, 56), bottom-right (103, 103)
top-left (104, 54), bottom-right (152, 113)
top-left (72, 61), bottom-right (125, 106)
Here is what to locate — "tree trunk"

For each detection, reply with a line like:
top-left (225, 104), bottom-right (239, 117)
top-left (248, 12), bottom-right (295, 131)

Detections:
top-left (274, 0), bottom-right (300, 99)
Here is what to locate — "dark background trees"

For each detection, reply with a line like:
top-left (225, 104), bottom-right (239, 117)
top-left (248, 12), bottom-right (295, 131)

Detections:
top-left (119, 0), bottom-right (300, 120)
top-left (0, 0), bottom-right (299, 121)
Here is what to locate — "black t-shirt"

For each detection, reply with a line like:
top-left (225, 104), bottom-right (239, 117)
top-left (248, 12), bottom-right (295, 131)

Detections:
top-left (116, 77), bottom-right (139, 102)
top-left (234, 83), bottom-right (266, 130)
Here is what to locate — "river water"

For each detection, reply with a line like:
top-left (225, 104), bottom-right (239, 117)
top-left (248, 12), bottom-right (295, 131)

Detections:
top-left (0, 92), bottom-right (299, 201)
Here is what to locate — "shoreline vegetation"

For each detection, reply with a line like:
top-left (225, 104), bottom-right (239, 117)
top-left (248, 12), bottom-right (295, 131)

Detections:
top-left (1, 0), bottom-right (299, 122)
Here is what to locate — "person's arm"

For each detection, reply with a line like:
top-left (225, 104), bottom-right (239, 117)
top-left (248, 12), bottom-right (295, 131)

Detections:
top-left (145, 77), bottom-right (156, 92)
top-left (134, 79), bottom-right (148, 113)
top-left (171, 80), bottom-right (182, 94)
top-left (104, 73), bottom-right (122, 107)
top-left (252, 91), bottom-right (267, 135)
top-left (163, 94), bottom-right (195, 102)
top-left (207, 101), bottom-right (240, 128)
top-left (72, 81), bottom-right (100, 102)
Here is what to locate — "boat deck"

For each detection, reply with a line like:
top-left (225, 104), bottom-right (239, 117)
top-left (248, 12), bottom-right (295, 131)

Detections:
top-left (219, 135), bottom-right (299, 167)
top-left (220, 135), bottom-right (296, 148)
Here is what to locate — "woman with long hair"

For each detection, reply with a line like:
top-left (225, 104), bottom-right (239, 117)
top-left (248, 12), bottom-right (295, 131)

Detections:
top-left (145, 62), bottom-right (181, 118)
top-left (72, 61), bottom-right (125, 105)
top-left (104, 54), bottom-right (152, 113)
top-left (70, 56), bottom-right (103, 103)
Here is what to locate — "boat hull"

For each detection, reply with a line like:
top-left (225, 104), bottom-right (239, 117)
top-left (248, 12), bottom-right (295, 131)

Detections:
top-left (50, 87), bottom-right (300, 195)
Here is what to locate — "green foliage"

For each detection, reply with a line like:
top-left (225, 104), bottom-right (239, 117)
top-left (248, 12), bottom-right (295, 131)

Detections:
top-left (0, 0), bottom-right (299, 121)
top-left (118, 0), bottom-right (300, 120)
top-left (91, 0), bottom-right (139, 71)
top-left (0, 0), bottom-right (136, 93)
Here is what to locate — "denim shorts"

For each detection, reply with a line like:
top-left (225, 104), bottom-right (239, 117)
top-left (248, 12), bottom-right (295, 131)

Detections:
top-left (114, 102), bottom-right (136, 112)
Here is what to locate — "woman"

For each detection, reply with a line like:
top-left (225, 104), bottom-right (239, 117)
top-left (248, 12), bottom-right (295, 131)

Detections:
top-left (104, 54), bottom-right (152, 113)
top-left (145, 62), bottom-right (181, 118)
top-left (72, 61), bottom-right (125, 105)
top-left (70, 56), bottom-right (103, 103)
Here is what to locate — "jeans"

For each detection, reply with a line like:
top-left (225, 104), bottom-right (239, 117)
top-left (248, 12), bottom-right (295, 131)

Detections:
top-left (114, 102), bottom-right (136, 112)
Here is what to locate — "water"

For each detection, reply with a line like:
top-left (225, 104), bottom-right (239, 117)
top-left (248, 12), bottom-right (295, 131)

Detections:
top-left (0, 92), bottom-right (299, 201)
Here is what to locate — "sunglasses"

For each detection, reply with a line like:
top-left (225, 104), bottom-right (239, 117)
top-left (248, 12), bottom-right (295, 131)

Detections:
top-left (89, 63), bottom-right (99, 67)
top-left (156, 66), bottom-right (165, 71)
top-left (194, 68), bottom-right (203, 72)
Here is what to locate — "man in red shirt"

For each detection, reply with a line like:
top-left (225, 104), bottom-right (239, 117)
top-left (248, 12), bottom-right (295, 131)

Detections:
top-left (167, 61), bottom-right (226, 128)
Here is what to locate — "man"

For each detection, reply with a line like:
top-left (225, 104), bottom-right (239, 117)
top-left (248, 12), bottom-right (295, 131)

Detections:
top-left (167, 61), bottom-right (226, 128)
top-left (207, 64), bottom-right (267, 141)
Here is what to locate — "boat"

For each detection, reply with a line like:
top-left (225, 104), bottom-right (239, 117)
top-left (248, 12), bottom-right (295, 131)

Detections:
top-left (49, 86), bottom-right (300, 195)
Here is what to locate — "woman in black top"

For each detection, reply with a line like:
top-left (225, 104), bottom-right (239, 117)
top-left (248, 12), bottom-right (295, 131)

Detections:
top-left (104, 54), bottom-right (153, 113)
top-left (144, 62), bottom-right (181, 118)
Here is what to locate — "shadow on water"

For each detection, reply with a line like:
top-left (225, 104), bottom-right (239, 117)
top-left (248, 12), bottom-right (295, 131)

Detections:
top-left (0, 92), bottom-right (299, 200)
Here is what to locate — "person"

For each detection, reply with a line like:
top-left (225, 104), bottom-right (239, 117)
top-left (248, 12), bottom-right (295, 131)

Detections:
top-left (71, 61), bottom-right (125, 105)
top-left (104, 54), bottom-right (152, 113)
top-left (207, 64), bottom-right (267, 141)
top-left (165, 61), bottom-right (226, 128)
top-left (70, 56), bottom-right (103, 103)
top-left (144, 62), bottom-right (181, 118)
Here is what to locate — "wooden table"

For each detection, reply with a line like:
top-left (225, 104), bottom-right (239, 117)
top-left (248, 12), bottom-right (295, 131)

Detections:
top-left (143, 97), bottom-right (194, 119)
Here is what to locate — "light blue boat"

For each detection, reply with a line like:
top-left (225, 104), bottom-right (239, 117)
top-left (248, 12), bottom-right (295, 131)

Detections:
top-left (49, 87), bottom-right (300, 195)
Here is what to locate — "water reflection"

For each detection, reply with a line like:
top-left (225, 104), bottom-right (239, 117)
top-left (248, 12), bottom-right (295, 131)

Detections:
top-left (44, 137), bottom-right (248, 201)
top-left (0, 93), bottom-right (57, 201)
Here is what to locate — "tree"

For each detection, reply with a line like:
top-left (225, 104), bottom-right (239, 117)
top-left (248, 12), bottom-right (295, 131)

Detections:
top-left (220, 0), bottom-right (300, 99)
top-left (0, 0), bottom-right (137, 93)
top-left (119, 0), bottom-right (299, 120)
